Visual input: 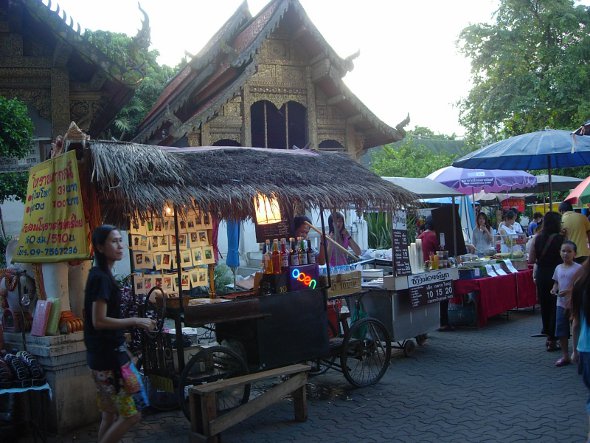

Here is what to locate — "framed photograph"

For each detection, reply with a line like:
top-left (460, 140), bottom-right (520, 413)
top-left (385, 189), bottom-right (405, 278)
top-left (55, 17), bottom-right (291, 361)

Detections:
top-left (143, 275), bottom-right (154, 293)
top-left (203, 245), bottom-right (215, 264)
top-left (181, 249), bottom-right (193, 268)
top-left (189, 232), bottom-right (199, 248)
top-left (198, 268), bottom-right (208, 286)
top-left (146, 219), bottom-right (155, 234)
top-left (193, 211), bottom-right (203, 228)
top-left (162, 219), bottom-right (173, 235)
top-left (133, 252), bottom-right (145, 269)
top-left (142, 253), bottom-right (154, 270)
top-left (130, 218), bottom-right (145, 236)
top-left (133, 272), bottom-right (145, 295)
top-left (202, 212), bottom-right (213, 229)
top-left (181, 272), bottom-right (191, 290)
top-left (154, 253), bottom-right (170, 271)
top-left (197, 230), bottom-right (209, 246)
top-left (179, 218), bottom-right (188, 232)
top-left (192, 247), bottom-right (203, 265)
top-left (154, 275), bottom-right (163, 289)
top-left (131, 235), bottom-right (148, 252)
top-left (190, 269), bottom-right (200, 287)
top-left (187, 218), bottom-right (196, 231)
top-left (161, 253), bottom-right (172, 268)
top-left (154, 219), bottom-right (163, 233)
top-left (178, 233), bottom-right (188, 250)
top-left (162, 274), bottom-right (174, 292)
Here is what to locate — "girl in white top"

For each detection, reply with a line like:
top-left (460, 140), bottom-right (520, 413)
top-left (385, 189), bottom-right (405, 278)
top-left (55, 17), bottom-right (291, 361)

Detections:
top-left (499, 210), bottom-right (524, 253)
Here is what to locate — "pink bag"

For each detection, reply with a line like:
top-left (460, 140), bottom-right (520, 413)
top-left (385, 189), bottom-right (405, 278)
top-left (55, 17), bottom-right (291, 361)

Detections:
top-left (120, 361), bottom-right (142, 394)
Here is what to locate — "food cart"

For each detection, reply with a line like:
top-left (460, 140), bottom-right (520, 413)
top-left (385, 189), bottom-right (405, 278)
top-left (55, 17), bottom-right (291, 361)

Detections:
top-left (84, 142), bottom-right (417, 419)
top-left (359, 177), bottom-right (464, 355)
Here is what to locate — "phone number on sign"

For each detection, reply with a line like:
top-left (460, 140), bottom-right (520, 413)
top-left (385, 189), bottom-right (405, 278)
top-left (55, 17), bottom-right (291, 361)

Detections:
top-left (17, 246), bottom-right (78, 256)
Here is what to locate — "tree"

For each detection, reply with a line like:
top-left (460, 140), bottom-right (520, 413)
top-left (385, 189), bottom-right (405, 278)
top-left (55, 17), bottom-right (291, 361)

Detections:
top-left (85, 30), bottom-right (179, 140)
top-left (458, 0), bottom-right (590, 145)
top-left (370, 128), bottom-right (461, 178)
top-left (0, 96), bottom-right (33, 239)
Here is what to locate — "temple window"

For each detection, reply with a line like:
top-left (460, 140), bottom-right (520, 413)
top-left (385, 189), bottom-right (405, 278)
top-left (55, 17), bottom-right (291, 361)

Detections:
top-left (250, 100), bottom-right (307, 149)
top-left (319, 139), bottom-right (345, 152)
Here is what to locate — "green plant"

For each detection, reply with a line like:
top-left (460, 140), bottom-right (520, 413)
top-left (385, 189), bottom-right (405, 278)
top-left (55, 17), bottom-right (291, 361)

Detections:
top-left (213, 263), bottom-right (233, 295)
top-left (0, 235), bottom-right (11, 268)
top-left (365, 212), bottom-right (393, 249)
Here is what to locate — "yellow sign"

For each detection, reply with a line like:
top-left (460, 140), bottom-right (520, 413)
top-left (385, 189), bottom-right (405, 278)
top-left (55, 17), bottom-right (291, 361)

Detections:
top-left (14, 150), bottom-right (89, 263)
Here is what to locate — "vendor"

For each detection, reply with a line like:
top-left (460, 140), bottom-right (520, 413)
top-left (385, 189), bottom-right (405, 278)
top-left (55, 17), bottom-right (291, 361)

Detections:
top-left (317, 211), bottom-right (361, 266)
top-left (293, 215), bottom-right (312, 239)
top-left (472, 212), bottom-right (494, 256)
top-left (417, 216), bottom-right (438, 262)
top-left (499, 210), bottom-right (524, 253)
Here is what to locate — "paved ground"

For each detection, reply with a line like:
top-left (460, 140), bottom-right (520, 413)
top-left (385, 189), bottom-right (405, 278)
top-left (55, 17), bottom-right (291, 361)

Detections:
top-left (17, 309), bottom-right (590, 442)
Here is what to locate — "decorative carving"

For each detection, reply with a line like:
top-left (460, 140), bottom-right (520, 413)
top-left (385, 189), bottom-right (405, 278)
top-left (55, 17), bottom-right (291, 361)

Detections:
top-left (0, 88), bottom-right (51, 119)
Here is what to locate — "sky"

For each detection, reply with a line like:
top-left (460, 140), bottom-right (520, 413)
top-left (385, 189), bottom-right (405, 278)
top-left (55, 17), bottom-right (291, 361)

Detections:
top-left (51, 0), bottom-right (503, 137)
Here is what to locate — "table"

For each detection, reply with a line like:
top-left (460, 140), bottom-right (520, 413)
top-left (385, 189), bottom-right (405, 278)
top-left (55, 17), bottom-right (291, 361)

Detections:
top-left (452, 269), bottom-right (536, 326)
top-left (0, 382), bottom-right (51, 442)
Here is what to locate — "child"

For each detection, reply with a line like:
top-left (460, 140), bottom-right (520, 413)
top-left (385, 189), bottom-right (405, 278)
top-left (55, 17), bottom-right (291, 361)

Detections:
top-left (571, 253), bottom-right (590, 442)
top-left (550, 240), bottom-right (582, 366)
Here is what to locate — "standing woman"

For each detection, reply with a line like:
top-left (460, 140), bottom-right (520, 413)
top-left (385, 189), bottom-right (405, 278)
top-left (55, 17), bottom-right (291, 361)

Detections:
top-left (528, 212), bottom-right (564, 352)
top-left (472, 212), bottom-right (494, 256)
top-left (84, 225), bottom-right (155, 443)
top-left (318, 211), bottom-right (361, 266)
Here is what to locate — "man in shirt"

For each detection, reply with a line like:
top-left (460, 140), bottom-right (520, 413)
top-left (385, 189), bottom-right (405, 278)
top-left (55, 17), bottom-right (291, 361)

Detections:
top-left (528, 212), bottom-right (543, 236)
top-left (559, 201), bottom-right (590, 263)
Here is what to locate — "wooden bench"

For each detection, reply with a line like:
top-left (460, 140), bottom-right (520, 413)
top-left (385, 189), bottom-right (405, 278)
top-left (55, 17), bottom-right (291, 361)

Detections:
top-left (189, 363), bottom-right (310, 443)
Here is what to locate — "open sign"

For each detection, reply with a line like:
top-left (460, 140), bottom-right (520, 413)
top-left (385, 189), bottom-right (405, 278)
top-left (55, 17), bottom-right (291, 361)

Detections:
top-left (291, 268), bottom-right (317, 289)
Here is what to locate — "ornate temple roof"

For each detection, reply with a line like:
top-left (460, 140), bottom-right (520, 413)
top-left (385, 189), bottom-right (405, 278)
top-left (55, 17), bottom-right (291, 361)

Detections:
top-left (134, 0), bottom-right (407, 149)
top-left (15, 0), bottom-right (148, 135)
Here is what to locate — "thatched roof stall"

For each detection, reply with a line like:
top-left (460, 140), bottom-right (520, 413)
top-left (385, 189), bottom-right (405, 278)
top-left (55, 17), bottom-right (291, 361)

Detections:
top-left (87, 141), bottom-right (417, 226)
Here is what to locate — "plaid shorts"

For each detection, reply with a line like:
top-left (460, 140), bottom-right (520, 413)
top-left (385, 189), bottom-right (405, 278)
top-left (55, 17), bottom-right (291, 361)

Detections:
top-left (91, 368), bottom-right (139, 418)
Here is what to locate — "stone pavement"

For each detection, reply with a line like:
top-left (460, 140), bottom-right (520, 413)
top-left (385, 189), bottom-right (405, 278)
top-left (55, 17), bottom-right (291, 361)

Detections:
top-left (20, 309), bottom-right (590, 442)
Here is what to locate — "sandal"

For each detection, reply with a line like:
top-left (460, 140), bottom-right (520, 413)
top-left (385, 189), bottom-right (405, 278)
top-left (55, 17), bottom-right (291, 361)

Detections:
top-left (546, 341), bottom-right (560, 352)
top-left (555, 357), bottom-right (571, 367)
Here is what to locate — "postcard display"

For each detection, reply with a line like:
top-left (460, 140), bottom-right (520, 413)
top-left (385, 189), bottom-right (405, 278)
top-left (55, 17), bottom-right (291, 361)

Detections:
top-left (129, 210), bottom-right (215, 298)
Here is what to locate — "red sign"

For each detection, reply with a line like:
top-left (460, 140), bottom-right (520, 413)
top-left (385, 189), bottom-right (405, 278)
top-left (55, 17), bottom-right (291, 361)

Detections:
top-left (501, 197), bottom-right (525, 213)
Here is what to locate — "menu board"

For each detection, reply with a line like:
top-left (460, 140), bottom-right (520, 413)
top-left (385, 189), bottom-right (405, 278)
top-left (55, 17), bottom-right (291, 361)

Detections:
top-left (407, 269), bottom-right (454, 308)
top-left (255, 220), bottom-right (291, 243)
top-left (392, 211), bottom-right (411, 276)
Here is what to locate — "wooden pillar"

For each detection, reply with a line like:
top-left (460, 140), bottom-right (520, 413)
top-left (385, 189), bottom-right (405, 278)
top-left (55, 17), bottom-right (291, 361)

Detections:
top-left (51, 68), bottom-right (70, 138)
top-left (242, 87), bottom-right (252, 147)
top-left (305, 66), bottom-right (318, 149)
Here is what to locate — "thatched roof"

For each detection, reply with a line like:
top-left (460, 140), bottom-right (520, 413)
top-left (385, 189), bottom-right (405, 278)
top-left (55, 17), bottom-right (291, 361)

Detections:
top-left (87, 141), bottom-right (417, 226)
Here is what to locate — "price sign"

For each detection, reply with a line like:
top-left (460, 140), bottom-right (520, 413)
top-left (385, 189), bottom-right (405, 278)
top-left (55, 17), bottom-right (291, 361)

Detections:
top-left (407, 269), bottom-right (454, 308)
top-left (392, 210), bottom-right (411, 276)
top-left (254, 220), bottom-right (290, 243)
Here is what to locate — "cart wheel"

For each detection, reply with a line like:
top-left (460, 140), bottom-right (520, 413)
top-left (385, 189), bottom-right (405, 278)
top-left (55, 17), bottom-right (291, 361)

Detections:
top-left (415, 334), bottom-right (428, 346)
top-left (341, 318), bottom-right (391, 387)
top-left (178, 346), bottom-right (250, 421)
top-left (142, 287), bottom-right (166, 341)
top-left (403, 340), bottom-right (416, 357)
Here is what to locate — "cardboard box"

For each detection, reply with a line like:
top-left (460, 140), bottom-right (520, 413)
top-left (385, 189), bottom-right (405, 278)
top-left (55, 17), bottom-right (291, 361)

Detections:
top-left (320, 271), bottom-right (362, 298)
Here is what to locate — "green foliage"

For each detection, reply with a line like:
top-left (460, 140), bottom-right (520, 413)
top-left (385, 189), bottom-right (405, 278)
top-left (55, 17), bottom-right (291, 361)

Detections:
top-left (214, 263), bottom-right (234, 295)
top-left (370, 129), bottom-right (460, 177)
top-left (0, 96), bottom-right (33, 159)
top-left (0, 235), bottom-right (11, 267)
top-left (365, 212), bottom-right (392, 249)
top-left (459, 0), bottom-right (590, 145)
top-left (0, 171), bottom-right (28, 203)
top-left (85, 30), bottom-right (179, 140)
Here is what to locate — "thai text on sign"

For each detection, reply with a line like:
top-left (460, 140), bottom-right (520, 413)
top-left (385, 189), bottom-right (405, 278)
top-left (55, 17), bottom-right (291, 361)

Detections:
top-left (14, 150), bottom-right (89, 263)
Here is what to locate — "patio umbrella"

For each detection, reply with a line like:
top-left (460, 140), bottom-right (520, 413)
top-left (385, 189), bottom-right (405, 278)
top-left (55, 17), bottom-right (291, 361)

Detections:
top-left (453, 129), bottom-right (590, 207)
top-left (226, 220), bottom-right (240, 287)
top-left (564, 175), bottom-right (590, 205)
top-left (427, 166), bottom-right (537, 195)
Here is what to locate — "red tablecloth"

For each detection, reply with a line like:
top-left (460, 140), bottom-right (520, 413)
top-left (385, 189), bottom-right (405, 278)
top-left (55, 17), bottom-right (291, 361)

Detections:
top-left (452, 269), bottom-right (536, 326)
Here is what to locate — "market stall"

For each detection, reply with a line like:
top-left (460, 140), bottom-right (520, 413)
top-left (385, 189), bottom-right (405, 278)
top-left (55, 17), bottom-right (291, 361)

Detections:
top-left (86, 141), bottom-right (421, 419)
top-left (358, 177), bottom-right (464, 354)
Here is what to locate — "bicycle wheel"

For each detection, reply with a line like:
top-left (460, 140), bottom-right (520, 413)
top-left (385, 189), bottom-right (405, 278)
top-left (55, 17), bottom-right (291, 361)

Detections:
top-left (340, 318), bottom-right (391, 387)
top-left (178, 346), bottom-right (250, 421)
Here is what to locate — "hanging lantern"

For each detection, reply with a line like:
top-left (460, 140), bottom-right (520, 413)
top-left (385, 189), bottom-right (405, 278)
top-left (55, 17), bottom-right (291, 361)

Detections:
top-left (254, 193), bottom-right (282, 225)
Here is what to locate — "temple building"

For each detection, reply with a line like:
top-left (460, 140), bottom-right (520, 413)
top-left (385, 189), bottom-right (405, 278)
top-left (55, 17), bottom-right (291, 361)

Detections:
top-left (134, 0), bottom-right (408, 159)
top-left (0, 0), bottom-right (147, 170)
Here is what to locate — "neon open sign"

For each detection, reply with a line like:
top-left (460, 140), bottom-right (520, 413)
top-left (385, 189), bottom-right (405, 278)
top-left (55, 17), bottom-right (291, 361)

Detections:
top-left (291, 268), bottom-right (317, 289)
